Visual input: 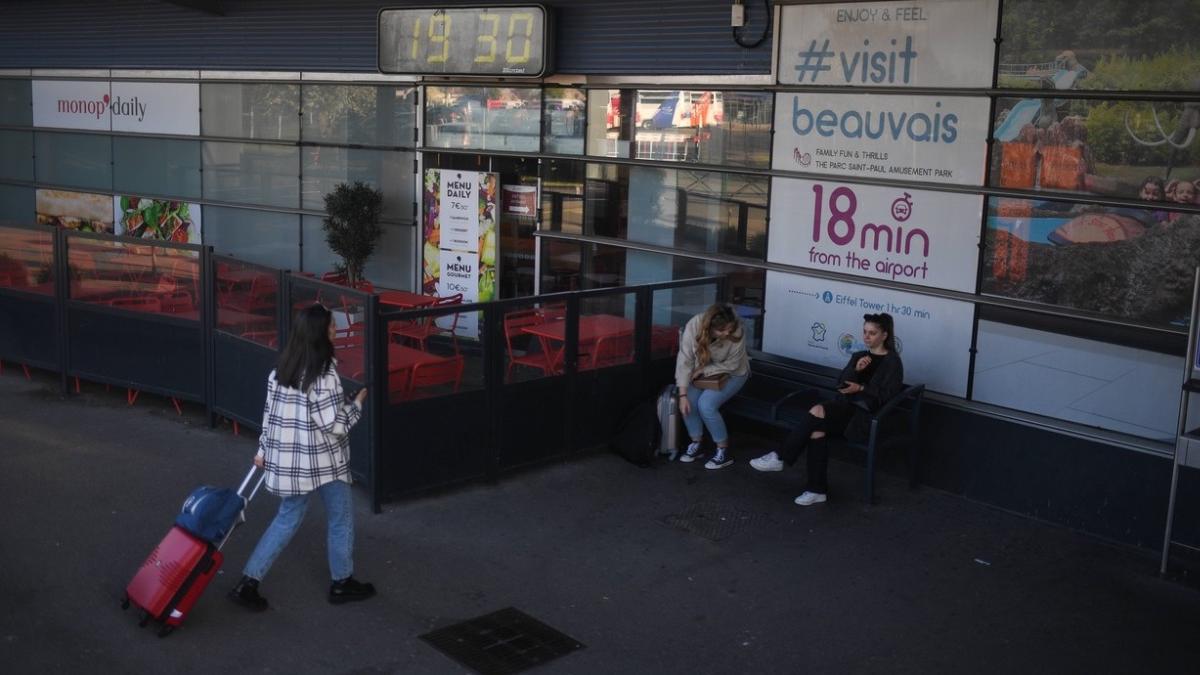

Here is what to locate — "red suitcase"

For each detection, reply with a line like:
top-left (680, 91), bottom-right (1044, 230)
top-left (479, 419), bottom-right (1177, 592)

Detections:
top-left (122, 467), bottom-right (263, 637)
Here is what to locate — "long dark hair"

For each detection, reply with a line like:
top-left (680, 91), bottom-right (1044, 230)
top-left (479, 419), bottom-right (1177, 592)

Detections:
top-left (277, 304), bottom-right (334, 392)
top-left (864, 312), bottom-right (897, 353)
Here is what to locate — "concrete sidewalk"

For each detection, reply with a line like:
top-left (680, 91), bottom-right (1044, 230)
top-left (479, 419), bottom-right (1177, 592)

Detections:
top-left (1, 370), bottom-right (1198, 674)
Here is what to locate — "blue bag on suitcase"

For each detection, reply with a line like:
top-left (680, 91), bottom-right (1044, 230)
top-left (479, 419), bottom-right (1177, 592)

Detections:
top-left (175, 486), bottom-right (246, 545)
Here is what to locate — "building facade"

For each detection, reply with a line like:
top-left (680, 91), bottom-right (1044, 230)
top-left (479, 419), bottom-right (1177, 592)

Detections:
top-left (2, 0), bottom-right (1199, 550)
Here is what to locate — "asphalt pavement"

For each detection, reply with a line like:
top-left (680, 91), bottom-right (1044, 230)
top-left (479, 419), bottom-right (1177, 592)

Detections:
top-left (1, 369), bottom-right (1198, 674)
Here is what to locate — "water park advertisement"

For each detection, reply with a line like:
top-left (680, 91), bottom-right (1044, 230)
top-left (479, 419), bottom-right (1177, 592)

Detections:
top-left (991, 97), bottom-right (1200, 204)
top-left (998, 0), bottom-right (1200, 92)
top-left (768, 178), bottom-right (981, 293)
top-left (779, 0), bottom-right (999, 89)
top-left (982, 197), bottom-right (1200, 327)
top-left (762, 270), bottom-right (973, 397)
top-left (772, 92), bottom-right (990, 186)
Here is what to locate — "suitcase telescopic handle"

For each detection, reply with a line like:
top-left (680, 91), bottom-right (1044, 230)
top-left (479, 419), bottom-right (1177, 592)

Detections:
top-left (217, 466), bottom-right (266, 552)
top-left (236, 465), bottom-right (267, 503)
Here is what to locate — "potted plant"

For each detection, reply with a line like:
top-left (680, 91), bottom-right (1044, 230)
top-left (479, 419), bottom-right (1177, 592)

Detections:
top-left (322, 181), bottom-right (384, 287)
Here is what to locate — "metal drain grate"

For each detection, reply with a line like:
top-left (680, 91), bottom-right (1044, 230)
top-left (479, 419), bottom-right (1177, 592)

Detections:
top-left (420, 607), bottom-right (585, 675)
top-left (662, 501), bottom-right (765, 542)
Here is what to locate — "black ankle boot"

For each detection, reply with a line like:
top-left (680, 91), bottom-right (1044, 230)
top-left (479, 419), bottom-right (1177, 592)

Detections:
top-left (328, 576), bottom-right (376, 604)
top-left (229, 575), bottom-right (268, 612)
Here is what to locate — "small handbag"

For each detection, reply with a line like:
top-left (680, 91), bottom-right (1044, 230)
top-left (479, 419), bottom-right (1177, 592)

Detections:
top-left (692, 372), bottom-right (729, 391)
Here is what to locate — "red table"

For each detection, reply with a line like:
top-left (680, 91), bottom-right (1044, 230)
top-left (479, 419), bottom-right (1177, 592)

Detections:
top-left (521, 314), bottom-right (635, 373)
top-left (379, 290), bottom-right (438, 309)
top-left (335, 342), bottom-right (444, 381)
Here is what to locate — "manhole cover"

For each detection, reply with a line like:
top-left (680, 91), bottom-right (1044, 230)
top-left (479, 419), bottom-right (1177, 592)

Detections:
top-left (420, 607), bottom-right (585, 675)
top-left (662, 501), bottom-right (764, 542)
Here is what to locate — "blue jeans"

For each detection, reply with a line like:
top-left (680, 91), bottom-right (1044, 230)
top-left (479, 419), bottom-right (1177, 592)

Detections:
top-left (682, 372), bottom-right (749, 445)
top-left (243, 479), bottom-right (354, 582)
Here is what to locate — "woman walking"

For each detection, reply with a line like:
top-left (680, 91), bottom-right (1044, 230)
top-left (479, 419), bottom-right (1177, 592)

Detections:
top-left (229, 304), bottom-right (374, 610)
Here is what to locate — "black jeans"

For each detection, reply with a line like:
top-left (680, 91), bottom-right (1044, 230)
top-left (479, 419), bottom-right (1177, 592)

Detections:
top-left (777, 401), bottom-right (855, 494)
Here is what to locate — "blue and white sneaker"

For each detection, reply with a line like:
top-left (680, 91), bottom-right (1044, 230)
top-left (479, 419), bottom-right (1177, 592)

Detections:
top-left (705, 450), bottom-right (733, 470)
top-left (679, 441), bottom-right (702, 463)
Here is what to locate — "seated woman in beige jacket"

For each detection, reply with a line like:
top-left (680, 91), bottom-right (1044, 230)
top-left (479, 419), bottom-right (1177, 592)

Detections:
top-left (674, 303), bottom-right (751, 469)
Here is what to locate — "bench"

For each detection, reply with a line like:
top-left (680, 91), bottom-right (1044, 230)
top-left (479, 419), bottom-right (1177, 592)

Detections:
top-left (724, 353), bottom-right (925, 504)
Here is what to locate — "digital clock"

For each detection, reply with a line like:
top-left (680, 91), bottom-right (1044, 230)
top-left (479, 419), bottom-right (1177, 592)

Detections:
top-left (378, 5), bottom-right (552, 77)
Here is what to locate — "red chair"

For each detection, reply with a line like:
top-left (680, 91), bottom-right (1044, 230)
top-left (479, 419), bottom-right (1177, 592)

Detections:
top-left (582, 332), bottom-right (635, 371)
top-left (539, 301), bottom-right (566, 321)
top-left (321, 271), bottom-right (348, 286)
top-left (241, 330), bottom-right (279, 348)
top-left (390, 293), bottom-right (463, 352)
top-left (109, 295), bottom-right (163, 314)
top-left (160, 290), bottom-right (195, 314)
top-left (502, 309), bottom-right (554, 380)
top-left (404, 356), bottom-right (464, 401)
top-left (650, 325), bottom-right (681, 357)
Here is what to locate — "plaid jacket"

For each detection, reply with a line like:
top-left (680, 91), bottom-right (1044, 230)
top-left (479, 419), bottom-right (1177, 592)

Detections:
top-left (255, 363), bottom-right (362, 496)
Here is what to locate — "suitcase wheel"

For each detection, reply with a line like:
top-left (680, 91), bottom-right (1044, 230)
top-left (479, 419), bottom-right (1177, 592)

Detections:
top-left (120, 595), bottom-right (130, 610)
top-left (138, 611), bottom-right (151, 627)
top-left (157, 625), bottom-right (174, 639)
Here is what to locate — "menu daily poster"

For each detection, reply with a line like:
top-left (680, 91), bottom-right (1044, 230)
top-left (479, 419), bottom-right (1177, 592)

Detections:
top-left (768, 177), bottom-right (981, 293)
top-left (777, 0), bottom-right (999, 89)
top-left (772, 92), bottom-right (990, 186)
top-left (423, 169), bottom-right (498, 338)
top-left (761, 270), bottom-right (972, 397)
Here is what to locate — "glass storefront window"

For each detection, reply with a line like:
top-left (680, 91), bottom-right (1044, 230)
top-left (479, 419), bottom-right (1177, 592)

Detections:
top-left (0, 79), bottom-right (31, 126)
top-left (542, 159), bottom-right (584, 234)
top-left (301, 147), bottom-right (414, 221)
top-left (991, 97), bottom-right (1200, 200)
top-left (542, 87), bottom-right (585, 155)
top-left (0, 184), bottom-right (34, 225)
top-left (982, 196), bottom-right (1198, 328)
top-left (201, 83), bottom-right (301, 141)
top-left (0, 223), bottom-right (52, 293)
top-left (113, 137), bottom-right (202, 200)
top-left (632, 90), bottom-right (772, 168)
top-left (424, 86), bottom-right (541, 152)
top-left (578, 162), bottom-right (767, 260)
top-left (35, 132), bottom-right (112, 191)
top-left (204, 206), bottom-right (299, 270)
top-left (202, 141), bottom-right (299, 208)
top-left (302, 85), bottom-right (417, 147)
top-left (973, 318), bottom-right (1181, 441)
top-left (0, 130), bottom-right (33, 182)
top-left (587, 89), bottom-right (629, 158)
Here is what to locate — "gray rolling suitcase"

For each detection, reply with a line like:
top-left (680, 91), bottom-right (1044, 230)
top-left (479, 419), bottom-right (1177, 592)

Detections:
top-left (658, 384), bottom-right (682, 460)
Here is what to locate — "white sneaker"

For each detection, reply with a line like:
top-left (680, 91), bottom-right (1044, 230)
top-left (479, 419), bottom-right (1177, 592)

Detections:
top-left (749, 451), bottom-right (784, 472)
top-left (794, 491), bottom-right (827, 506)
top-left (704, 452), bottom-right (733, 470)
top-left (679, 441), bottom-right (702, 463)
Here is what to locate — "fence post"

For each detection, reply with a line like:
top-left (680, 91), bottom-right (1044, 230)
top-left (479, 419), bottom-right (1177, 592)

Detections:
top-left (202, 247), bottom-right (215, 427)
top-left (54, 227), bottom-right (69, 396)
top-left (483, 303), bottom-right (502, 482)
top-left (564, 294), bottom-right (580, 452)
top-left (634, 286), bottom-right (653, 397)
top-left (367, 292), bottom-right (383, 514)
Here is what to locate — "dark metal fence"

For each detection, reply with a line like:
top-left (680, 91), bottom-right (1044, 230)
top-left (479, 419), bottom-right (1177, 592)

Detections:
top-left (0, 222), bottom-right (723, 511)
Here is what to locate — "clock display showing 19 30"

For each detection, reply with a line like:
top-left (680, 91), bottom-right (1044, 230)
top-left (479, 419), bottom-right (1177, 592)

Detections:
top-left (378, 6), bottom-right (550, 77)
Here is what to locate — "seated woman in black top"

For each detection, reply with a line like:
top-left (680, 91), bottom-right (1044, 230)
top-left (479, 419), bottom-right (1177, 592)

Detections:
top-left (750, 313), bottom-right (904, 506)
